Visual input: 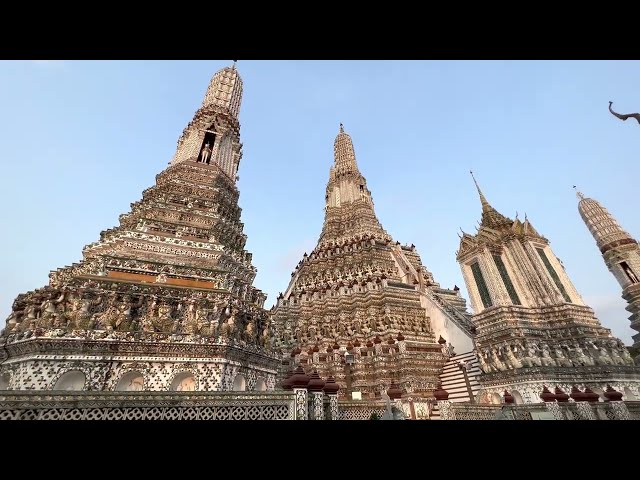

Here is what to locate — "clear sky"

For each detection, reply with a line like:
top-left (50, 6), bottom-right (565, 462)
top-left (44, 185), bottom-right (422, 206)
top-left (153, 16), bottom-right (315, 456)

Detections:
top-left (1, 60), bottom-right (638, 344)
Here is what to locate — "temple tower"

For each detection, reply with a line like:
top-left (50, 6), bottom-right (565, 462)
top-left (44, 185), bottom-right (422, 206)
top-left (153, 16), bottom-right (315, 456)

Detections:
top-left (456, 174), bottom-right (640, 404)
top-left (271, 125), bottom-right (475, 400)
top-left (0, 64), bottom-right (280, 392)
top-left (576, 189), bottom-right (640, 357)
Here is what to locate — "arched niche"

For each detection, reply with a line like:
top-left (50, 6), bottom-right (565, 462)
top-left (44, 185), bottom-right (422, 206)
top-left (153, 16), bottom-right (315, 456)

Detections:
top-left (255, 377), bottom-right (267, 391)
top-left (491, 393), bottom-right (502, 405)
top-left (232, 374), bottom-right (246, 392)
top-left (197, 124), bottom-right (217, 164)
top-left (53, 370), bottom-right (86, 391)
top-left (511, 390), bottom-right (524, 405)
top-left (0, 372), bottom-right (11, 390)
top-left (115, 371), bottom-right (145, 391)
top-left (171, 372), bottom-right (196, 392)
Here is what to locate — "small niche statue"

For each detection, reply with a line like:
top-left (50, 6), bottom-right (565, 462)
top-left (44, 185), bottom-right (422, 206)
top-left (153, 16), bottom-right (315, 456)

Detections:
top-left (200, 142), bottom-right (212, 164)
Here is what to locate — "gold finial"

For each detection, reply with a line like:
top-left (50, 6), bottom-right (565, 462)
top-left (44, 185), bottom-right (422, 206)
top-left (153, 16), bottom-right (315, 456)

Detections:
top-left (573, 185), bottom-right (585, 201)
top-left (339, 123), bottom-right (344, 133)
top-left (470, 170), bottom-right (490, 210)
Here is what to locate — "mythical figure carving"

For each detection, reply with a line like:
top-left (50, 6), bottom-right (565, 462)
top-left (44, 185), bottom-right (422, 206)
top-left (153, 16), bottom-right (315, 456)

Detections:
top-left (521, 342), bottom-right (541, 368)
top-left (608, 344), bottom-right (627, 366)
top-left (152, 302), bottom-right (174, 333)
top-left (553, 345), bottom-right (573, 367)
top-left (588, 340), bottom-right (614, 366)
top-left (114, 295), bottom-right (144, 332)
top-left (3, 298), bottom-right (26, 335)
top-left (39, 290), bottom-right (66, 328)
top-left (613, 339), bottom-right (635, 365)
top-left (220, 305), bottom-right (237, 339)
top-left (68, 292), bottom-right (103, 329)
top-left (478, 349), bottom-right (493, 373)
top-left (540, 344), bottom-right (557, 367)
top-left (244, 318), bottom-right (256, 343)
top-left (181, 296), bottom-right (200, 334)
top-left (260, 321), bottom-right (271, 348)
top-left (18, 302), bottom-right (40, 332)
top-left (504, 344), bottom-right (522, 369)
top-left (489, 347), bottom-right (507, 371)
top-left (570, 341), bottom-right (594, 367)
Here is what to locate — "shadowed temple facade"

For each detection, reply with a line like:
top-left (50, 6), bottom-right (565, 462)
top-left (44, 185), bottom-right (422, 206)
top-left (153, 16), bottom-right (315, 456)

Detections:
top-left (1, 64), bottom-right (639, 416)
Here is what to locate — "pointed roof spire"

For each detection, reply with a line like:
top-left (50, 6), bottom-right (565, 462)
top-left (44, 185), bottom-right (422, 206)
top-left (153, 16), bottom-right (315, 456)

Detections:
top-left (469, 171), bottom-right (512, 229)
top-left (339, 122), bottom-right (344, 133)
top-left (470, 170), bottom-right (491, 212)
top-left (232, 60), bottom-right (238, 69)
top-left (573, 185), bottom-right (585, 201)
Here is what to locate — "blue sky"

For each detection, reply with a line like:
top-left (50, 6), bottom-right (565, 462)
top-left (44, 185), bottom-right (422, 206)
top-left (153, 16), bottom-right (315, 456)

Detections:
top-left (0, 60), bottom-right (638, 344)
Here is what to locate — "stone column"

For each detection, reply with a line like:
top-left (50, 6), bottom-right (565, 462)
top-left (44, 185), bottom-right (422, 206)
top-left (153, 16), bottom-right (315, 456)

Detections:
top-left (437, 400), bottom-right (453, 420)
top-left (609, 402), bottom-right (631, 420)
top-left (387, 381), bottom-right (403, 418)
top-left (434, 383), bottom-right (451, 419)
top-left (397, 333), bottom-right (406, 354)
top-left (323, 376), bottom-right (340, 420)
top-left (289, 366), bottom-right (310, 420)
top-left (575, 402), bottom-right (597, 420)
top-left (307, 370), bottom-right (326, 420)
top-left (540, 385), bottom-right (563, 420)
top-left (604, 385), bottom-right (630, 419)
top-left (569, 386), bottom-right (596, 420)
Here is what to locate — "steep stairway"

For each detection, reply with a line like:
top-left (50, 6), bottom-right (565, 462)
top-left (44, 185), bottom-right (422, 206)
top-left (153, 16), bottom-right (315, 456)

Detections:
top-left (430, 350), bottom-right (481, 419)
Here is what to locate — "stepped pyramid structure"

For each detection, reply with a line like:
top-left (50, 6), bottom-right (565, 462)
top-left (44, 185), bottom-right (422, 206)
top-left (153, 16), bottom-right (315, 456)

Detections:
top-left (271, 125), bottom-right (475, 400)
top-left (456, 174), bottom-right (640, 403)
top-left (0, 64), bottom-right (279, 392)
top-left (576, 190), bottom-right (640, 356)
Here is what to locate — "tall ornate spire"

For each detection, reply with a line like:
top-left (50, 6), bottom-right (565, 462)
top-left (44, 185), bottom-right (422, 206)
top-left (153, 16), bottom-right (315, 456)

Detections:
top-left (333, 123), bottom-right (359, 176)
top-left (577, 191), bottom-right (637, 253)
top-left (0, 65), bottom-right (279, 392)
top-left (577, 190), bottom-right (640, 355)
top-left (319, 125), bottom-right (389, 247)
top-left (172, 65), bottom-right (244, 177)
top-left (470, 171), bottom-right (512, 229)
top-left (271, 124), bottom-right (475, 401)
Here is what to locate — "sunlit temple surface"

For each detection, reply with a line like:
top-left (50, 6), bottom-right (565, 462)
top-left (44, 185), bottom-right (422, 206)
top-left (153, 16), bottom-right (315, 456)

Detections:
top-left (1, 64), bottom-right (639, 421)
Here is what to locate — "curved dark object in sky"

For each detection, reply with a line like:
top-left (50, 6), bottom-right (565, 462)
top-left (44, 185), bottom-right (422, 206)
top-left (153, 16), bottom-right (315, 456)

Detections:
top-left (609, 101), bottom-right (640, 124)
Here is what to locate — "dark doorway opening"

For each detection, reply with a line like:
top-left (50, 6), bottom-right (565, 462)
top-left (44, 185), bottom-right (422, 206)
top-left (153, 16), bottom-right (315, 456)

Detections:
top-left (198, 130), bottom-right (217, 164)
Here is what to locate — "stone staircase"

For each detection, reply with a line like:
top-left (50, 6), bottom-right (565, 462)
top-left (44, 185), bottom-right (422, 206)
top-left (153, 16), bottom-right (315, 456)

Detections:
top-left (430, 351), bottom-right (481, 419)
